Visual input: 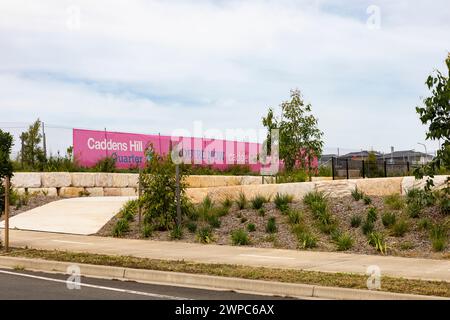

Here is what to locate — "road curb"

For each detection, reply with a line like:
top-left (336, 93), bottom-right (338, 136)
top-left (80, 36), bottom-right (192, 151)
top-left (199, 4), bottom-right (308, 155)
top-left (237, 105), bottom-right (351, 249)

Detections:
top-left (0, 256), bottom-right (447, 300)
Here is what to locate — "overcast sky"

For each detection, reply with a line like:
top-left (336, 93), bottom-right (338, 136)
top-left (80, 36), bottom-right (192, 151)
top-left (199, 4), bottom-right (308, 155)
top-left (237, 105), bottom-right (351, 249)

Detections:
top-left (0, 0), bottom-right (449, 155)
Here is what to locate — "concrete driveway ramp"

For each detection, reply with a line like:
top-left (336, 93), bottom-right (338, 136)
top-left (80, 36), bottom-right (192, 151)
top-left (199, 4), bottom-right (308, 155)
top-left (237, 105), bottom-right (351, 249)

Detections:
top-left (0, 196), bottom-right (136, 235)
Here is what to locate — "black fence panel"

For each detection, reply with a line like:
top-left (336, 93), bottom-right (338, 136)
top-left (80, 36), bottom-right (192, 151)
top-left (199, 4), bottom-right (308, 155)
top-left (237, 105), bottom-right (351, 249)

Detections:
top-left (331, 157), bottom-right (411, 180)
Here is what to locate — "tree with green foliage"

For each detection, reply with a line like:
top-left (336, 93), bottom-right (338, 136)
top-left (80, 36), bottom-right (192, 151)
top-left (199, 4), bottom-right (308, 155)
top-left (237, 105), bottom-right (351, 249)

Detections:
top-left (140, 146), bottom-right (190, 231)
top-left (0, 129), bottom-right (14, 215)
top-left (415, 54), bottom-right (450, 192)
top-left (262, 89), bottom-right (324, 178)
top-left (20, 119), bottom-right (46, 170)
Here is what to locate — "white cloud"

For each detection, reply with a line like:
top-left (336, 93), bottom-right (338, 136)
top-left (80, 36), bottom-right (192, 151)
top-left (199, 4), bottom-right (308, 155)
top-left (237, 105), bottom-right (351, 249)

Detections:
top-left (0, 0), bottom-right (448, 155)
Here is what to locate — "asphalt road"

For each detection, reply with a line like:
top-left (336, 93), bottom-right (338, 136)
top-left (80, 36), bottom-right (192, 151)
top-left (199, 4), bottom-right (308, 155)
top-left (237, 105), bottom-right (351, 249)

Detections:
top-left (0, 268), bottom-right (294, 300)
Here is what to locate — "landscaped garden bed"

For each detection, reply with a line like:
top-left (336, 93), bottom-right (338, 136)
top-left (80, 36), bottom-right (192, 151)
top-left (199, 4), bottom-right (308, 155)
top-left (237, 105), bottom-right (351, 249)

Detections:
top-left (97, 187), bottom-right (449, 260)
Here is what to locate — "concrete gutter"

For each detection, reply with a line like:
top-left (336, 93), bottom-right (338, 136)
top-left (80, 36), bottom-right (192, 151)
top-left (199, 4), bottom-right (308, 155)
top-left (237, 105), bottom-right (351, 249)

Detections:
top-left (0, 256), bottom-right (446, 300)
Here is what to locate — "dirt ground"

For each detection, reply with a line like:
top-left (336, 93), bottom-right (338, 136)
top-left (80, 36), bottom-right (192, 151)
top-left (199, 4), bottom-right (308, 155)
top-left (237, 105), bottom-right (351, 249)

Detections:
top-left (97, 195), bottom-right (450, 260)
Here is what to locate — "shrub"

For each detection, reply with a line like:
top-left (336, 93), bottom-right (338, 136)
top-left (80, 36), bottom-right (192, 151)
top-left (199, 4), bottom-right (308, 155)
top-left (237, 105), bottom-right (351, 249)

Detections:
top-left (274, 193), bottom-right (293, 211)
top-left (196, 227), bottom-right (213, 244)
top-left (94, 156), bottom-right (116, 172)
top-left (350, 215), bottom-right (362, 228)
top-left (361, 219), bottom-right (374, 235)
top-left (351, 187), bottom-right (364, 201)
top-left (406, 188), bottom-right (434, 207)
top-left (366, 207), bottom-right (378, 223)
top-left (251, 195), bottom-right (268, 210)
top-left (247, 223), bottom-right (256, 232)
top-left (418, 218), bottom-right (431, 231)
top-left (392, 219), bottom-right (408, 237)
top-left (367, 232), bottom-right (387, 254)
top-left (120, 200), bottom-right (138, 222)
top-left (435, 190), bottom-right (450, 215)
top-left (140, 148), bottom-right (191, 231)
top-left (277, 169), bottom-right (308, 183)
top-left (335, 233), bottom-right (354, 251)
top-left (258, 208), bottom-right (265, 217)
top-left (363, 195), bottom-right (372, 205)
top-left (231, 229), bottom-right (250, 245)
top-left (407, 202), bottom-right (422, 218)
top-left (384, 194), bottom-right (404, 210)
top-left (141, 223), bottom-right (153, 238)
top-left (429, 224), bottom-right (448, 252)
top-left (266, 217), bottom-right (277, 233)
top-left (112, 219), bottom-right (129, 237)
top-left (236, 192), bottom-right (248, 210)
top-left (297, 232), bottom-right (317, 249)
top-left (170, 224), bottom-right (183, 240)
top-left (381, 212), bottom-right (396, 228)
top-left (187, 221), bottom-right (197, 233)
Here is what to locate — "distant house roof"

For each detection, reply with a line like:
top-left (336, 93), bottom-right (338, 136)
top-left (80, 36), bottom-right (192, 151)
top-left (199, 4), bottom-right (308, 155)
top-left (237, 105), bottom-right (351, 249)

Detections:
top-left (382, 150), bottom-right (433, 159)
top-left (339, 151), bottom-right (382, 159)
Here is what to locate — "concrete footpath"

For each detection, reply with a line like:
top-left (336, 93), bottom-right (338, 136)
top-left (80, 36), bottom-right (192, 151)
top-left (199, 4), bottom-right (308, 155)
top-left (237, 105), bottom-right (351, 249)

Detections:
top-left (5, 230), bottom-right (450, 282)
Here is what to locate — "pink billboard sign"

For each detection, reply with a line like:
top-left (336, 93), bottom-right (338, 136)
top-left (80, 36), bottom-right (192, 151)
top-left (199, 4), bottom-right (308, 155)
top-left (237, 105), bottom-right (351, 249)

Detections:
top-left (73, 129), bottom-right (263, 171)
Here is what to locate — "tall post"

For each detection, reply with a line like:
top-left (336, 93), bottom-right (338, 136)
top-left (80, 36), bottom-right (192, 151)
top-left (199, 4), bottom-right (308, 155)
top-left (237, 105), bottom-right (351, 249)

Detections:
top-left (362, 160), bottom-right (365, 178)
top-left (384, 160), bottom-right (387, 177)
top-left (21, 138), bottom-right (24, 169)
top-left (138, 168), bottom-right (142, 227)
top-left (345, 159), bottom-right (349, 180)
top-left (4, 176), bottom-right (10, 252)
top-left (406, 161), bottom-right (410, 174)
top-left (331, 157), bottom-right (335, 180)
top-left (175, 164), bottom-right (181, 226)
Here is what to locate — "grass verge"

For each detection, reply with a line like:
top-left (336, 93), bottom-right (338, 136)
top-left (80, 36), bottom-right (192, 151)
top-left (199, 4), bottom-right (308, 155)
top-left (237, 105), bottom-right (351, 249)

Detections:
top-left (1, 247), bottom-right (449, 298)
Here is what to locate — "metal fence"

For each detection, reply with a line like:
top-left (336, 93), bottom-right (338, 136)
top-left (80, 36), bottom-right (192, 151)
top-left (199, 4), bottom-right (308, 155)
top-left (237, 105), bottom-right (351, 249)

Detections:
top-left (330, 157), bottom-right (414, 180)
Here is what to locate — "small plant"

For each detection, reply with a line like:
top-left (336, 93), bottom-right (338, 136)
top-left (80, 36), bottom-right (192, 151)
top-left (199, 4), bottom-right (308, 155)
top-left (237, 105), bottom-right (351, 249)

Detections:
top-left (318, 221), bottom-right (338, 235)
top-left (429, 224), bottom-right (448, 252)
top-left (247, 223), bottom-right (256, 232)
top-left (201, 195), bottom-right (214, 210)
top-left (407, 202), bottom-right (422, 218)
top-left (406, 188), bottom-right (434, 207)
top-left (303, 191), bottom-right (326, 207)
top-left (418, 218), bottom-right (431, 231)
top-left (231, 229), bottom-right (250, 245)
top-left (367, 232), bottom-right (387, 254)
top-left (112, 219), bottom-right (129, 237)
top-left (266, 217), bottom-right (277, 233)
top-left (291, 223), bottom-right (308, 237)
top-left (392, 219), bottom-right (408, 237)
top-left (251, 195), bottom-right (267, 210)
top-left (236, 192), bottom-right (248, 210)
top-left (196, 227), bottom-right (213, 244)
top-left (335, 233), bottom-right (354, 251)
top-left (384, 194), bottom-right (404, 210)
top-left (274, 193), bottom-right (293, 211)
top-left (141, 223), bottom-right (153, 238)
top-left (381, 212), bottom-right (396, 228)
top-left (170, 224), bottom-right (183, 240)
top-left (258, 207), bottom-right (265, 217)
top-left (187, 221), bottom-right (197, 233)
top-left (351, 187), bottom-right (364, 201)
top-left (362, 195), bottom-right (372, 205)
top-left (240, 216), bottom-right (248, 224)
top-left (297, 232), bottom-right (317, 249)
top-left (330, 228), bottom-right (342, 242)
top-left (78, 189), bottom-right (90, 197)
top-left (288, 209), bottom-right (302, 225)
top-left (208, 215), bottom-right (221, 228)
top-left (400, 242), bottom-right (415, 250)
top-left (221, 197), bottom-right (233, 209)
top-left (366, 207), bottom-right (378, 223)
top-left (361, 219), bottom-right (374, 235)
top-left (350, 215), bottom-right (362, 228)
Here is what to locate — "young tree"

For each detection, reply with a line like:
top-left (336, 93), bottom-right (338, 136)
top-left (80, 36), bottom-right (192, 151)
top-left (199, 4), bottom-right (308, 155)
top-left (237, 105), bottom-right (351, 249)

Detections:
top-left (415, 54), bottom-right (450, 191)
top-left (262, 89), bottom-right (324, 178)
top-left (20, 119), bottom-right (46, 169)
top-left (0, 129), bottom-right (13, 215)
